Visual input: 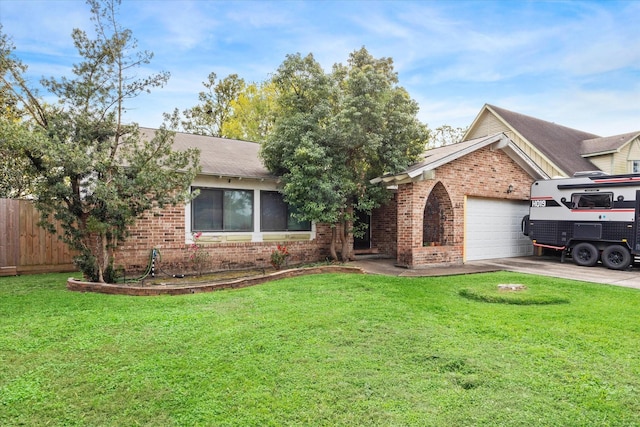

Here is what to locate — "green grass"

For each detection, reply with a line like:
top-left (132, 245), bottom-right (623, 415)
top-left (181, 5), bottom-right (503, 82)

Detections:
top-left (1, 271), bottom-right (639, 426)
top-left (459, 283), bottom-right (571, 305)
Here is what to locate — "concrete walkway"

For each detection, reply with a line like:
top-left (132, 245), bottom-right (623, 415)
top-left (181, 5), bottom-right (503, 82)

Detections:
top-left (351, 256), bottom-right (640, 290)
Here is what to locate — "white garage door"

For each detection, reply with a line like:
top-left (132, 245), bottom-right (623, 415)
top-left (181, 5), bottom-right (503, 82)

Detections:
top-left (466, 197), bottom-right (533, 261)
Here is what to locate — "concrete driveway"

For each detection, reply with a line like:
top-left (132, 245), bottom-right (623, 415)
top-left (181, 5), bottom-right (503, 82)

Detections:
top-left (351, 256), bottom-right (640, 290)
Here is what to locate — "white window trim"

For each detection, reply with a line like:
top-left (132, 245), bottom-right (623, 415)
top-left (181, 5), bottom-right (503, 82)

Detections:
top-left (185, 177), bottom-right (315, 244)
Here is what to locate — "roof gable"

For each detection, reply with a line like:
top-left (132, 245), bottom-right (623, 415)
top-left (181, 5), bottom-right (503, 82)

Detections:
top-left (140, 127), bottom-right (276, 181)
top-left (372, 133), bottom-right (548, 185)
top-left (466, 104), bottom-right (601, 176)
top-left (581, 131), bottom-right (640, 157)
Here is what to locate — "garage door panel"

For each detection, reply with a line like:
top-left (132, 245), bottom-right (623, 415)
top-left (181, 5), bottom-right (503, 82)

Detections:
top-left (466, 198), bottom-right (533, 261)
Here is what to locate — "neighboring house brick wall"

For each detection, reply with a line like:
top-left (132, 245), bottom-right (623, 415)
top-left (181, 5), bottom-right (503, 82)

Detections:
top-left (396, 145), bottom-right (535, 268)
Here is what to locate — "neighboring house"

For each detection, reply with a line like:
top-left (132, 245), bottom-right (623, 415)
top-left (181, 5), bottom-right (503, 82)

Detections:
top-left (580, 131), bottom-right (640, 175)
top-left (465, 104), bottom-right (640, 177)
top-left (114, 105), bottom-right (640, 273)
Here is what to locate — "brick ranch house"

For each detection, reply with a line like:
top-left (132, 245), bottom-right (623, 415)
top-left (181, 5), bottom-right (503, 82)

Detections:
top-left (114, 104), bottom-right (640, 272)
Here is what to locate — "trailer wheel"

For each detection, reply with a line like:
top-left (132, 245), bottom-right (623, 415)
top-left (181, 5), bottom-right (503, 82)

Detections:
top-left (572, 242), bottom-right (599, 267)
top-left (601, 245), bottom-right (631, 270)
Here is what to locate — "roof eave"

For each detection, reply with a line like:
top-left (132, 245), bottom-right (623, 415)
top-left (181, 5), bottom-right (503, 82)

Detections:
top-left (371, 133), bottom-right (512, 185)
top-left (581, 150), bottom-right (619, 158)
top-left (198, 171), bottom-right (280, 182)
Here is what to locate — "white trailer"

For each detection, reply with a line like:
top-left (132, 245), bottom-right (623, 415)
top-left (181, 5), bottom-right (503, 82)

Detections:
top-left (523, 172), bottom-right (640, 270)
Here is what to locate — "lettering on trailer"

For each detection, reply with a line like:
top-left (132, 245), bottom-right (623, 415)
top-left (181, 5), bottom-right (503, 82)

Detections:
top-left (530, 197), bottom-right (560, 208)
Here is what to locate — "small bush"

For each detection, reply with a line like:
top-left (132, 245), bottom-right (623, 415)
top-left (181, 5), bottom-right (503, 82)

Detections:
top-left (73, 252), bottom-right (98, 282)
top-left (270, 245), bottom-right (290, 270)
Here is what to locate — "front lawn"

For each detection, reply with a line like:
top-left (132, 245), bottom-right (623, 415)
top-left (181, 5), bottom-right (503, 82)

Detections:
top-left (1, 272), bottom-right (639, 426)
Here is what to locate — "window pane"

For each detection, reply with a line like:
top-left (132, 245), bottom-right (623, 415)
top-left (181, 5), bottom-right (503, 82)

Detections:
top-left (287, 206), bottom-right (311, 231)
top-left (572, 193), bottom-right (612, 209)
top-left (224, 190), bottom-right (253, 231)
top-left (261, 191), bottom-right (287, 231)
top-left (261, 191), bottom-right (311, 231)
top-left (192, 189), bottom-right (222, 230)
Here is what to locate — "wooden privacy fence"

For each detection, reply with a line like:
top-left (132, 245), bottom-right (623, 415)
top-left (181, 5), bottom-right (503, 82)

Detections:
top-left (0, 199), bottom-right (76, 276)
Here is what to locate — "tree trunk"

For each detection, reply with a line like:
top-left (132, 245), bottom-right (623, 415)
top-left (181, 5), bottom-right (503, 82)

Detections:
top-left (340, 218), bottom-right (354, 262)
top-left (97, 233), bottom-right (109, 283)
top-left (330, 227), bottom-right (338, 261)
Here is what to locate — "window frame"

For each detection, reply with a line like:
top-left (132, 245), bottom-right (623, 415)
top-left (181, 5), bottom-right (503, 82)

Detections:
top-left (571, 192), bottom-right (613, 210)
top-left (191, 187), bottom-right (254, 232)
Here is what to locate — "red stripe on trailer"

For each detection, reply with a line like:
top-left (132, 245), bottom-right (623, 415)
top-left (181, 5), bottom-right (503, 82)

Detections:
top-left (570, 209), bottom-right (635, 213)
top-left (593, 177), bottom-right (640, 184)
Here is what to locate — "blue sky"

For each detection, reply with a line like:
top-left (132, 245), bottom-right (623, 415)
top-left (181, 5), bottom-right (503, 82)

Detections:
top-left (1, 0), bottom-right (639, 136)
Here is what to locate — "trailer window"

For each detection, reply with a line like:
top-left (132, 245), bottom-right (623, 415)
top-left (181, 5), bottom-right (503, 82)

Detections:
top-left (571, 193), bottom-right (613, 209)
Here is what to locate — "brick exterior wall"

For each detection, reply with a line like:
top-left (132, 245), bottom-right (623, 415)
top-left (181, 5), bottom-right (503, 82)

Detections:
top-left (113, 145), bottom-right (534, 273)
top-left (370, 193), bottom-right (398, 257)
top-left (396, 145), bottom-right (535, 268)
top-left (114, 204), bottom-right (334, 276)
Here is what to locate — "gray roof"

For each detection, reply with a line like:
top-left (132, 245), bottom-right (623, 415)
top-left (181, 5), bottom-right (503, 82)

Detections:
top-left (580, 131), bottom-right (640, 157)
top-left (486, 104), bottom-right (600, 175)
top-left (139, 127), bottom-right (276, 181)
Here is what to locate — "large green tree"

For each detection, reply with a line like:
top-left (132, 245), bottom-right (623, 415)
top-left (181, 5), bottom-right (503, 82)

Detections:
top-left (431, 124), bottom-right (468, 147)
top-left (223, 80), bottom-right (278, 142)
top-left (0, 27), bottom-right (42, 198)
top-left (180, 74), bottom-right (277, 143)
top-left (261, 47), bottom-right (429, 261)
top-left (180, 72), bottom-right (245, 137)
top-left (0, 0), bottom-right (200, 282)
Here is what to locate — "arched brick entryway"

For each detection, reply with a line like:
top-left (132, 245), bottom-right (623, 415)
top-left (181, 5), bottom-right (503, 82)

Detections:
top-left (422, 182), bottom-right (454, 247)
top-left (396, 180), bottom-right (459, 268)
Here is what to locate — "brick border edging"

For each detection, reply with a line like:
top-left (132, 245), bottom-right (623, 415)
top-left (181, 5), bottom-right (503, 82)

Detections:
top-left (66, 265), bottom-right (365, 296)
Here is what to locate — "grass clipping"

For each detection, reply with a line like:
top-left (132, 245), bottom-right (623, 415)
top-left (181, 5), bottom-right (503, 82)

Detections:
top-left (459, 283), bottom-right (570, 305)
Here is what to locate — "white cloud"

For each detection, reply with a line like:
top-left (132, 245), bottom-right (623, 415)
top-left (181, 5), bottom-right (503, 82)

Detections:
top-left (2, 0), bottom-right (638, 136)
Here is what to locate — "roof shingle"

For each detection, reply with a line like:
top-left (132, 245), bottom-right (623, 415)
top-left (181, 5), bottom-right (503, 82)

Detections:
top-left (140, 127), bottom-right (276, 181)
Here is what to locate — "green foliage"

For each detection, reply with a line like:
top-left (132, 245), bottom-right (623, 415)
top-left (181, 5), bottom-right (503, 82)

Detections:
top-left (0, 27), bottom-right (42, 198)
top-left (224, 81), bottom-right (278, 142)
top-left (270, 244), bottom-right (290, 270)
top-left (180, 72), bottom-right (245, 137)
top-left (188, 232), bottom-right (211, 276)
top-left (431, 124), bottom-right (469, 147)
top-left (73, 251), bottom-right (99, 282)
top-left (0, 1), bottom-right (200, 282)
top-left (261, 47), bottom-right (429, 260)
top-left (179, 74), bottom-right (278, 143)
top-left (2, 272), bottom-right (640, 425)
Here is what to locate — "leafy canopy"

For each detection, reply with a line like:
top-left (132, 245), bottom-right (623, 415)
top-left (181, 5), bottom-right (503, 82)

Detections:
top-left (0, 0), bottom-right (200, 282)
top-left (261, 47), bottom-right (429, 260)
top-left (179, 73), bottom-right (278, 143)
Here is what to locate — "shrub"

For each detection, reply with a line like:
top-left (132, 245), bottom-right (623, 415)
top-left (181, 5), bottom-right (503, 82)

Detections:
top-left (188, 232), bottom-right (211, 276)
top-left (270, 245), bottom-right (290, 270)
